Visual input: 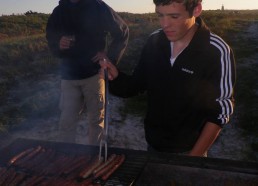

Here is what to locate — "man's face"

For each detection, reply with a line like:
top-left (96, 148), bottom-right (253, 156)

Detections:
top-left (155, 3), bottom-right (197, 42)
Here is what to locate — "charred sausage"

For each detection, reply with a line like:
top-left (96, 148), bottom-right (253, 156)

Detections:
top-left (8, 147), bottom-right (34, 165)
top-left (79, 156), bottom-right (103, 178)
top-left (101, 154), bottom-right (125, 181)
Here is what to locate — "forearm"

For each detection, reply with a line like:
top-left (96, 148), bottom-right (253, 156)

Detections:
top-left (189, 122), bottom-right (222, 157)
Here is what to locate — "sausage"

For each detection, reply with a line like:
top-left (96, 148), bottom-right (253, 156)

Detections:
top-left (78, 177), bottom-right (93, 186)
top-left (0, 167), bottom-right (7, 182)
top-left (79, 156), bottom-right (104, 178)
top-left (43, 155), bottom-right (69, 175)
top-left (101, 154), bottom-right (125, 181)
top-left (0, 168), bottom-right (16, 185)
top-left (93, 154), bottom-right (116, 175)
top-left (36, 150), bottom-right (59, 175)
top-left (8, 147), bottom-right (34, 165)
top-left (15, 146), bottom-right (43, 167)
top-left (93, 154), bottom-right (119, 179)
top-left (9, 172), bottom-right (27, 186)
top-left (23, 147), bottom-right (46, 170)
top-left (48, 178), bottom-right (73, 186)
top-left (31, 148), bottom-right (56, 174)
top-left (56, 155), bottom-right (75, 174)
top-left (20, 175), bottom-right (45, 186)
top-left (63, 155), bottom-right (90, 175)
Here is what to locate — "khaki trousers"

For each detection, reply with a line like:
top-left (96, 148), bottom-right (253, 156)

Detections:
top-left (58, 74), bottom-right (105, 145)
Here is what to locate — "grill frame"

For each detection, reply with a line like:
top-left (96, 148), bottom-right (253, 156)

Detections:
top-left (135, 152), bottom-right (258, 186)
top-left (1, 138), bottom-right (258, 186)
top-left (0, 138), bottom-right (148, 185)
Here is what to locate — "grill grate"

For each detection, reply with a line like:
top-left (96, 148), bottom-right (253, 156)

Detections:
top-left (106, 154), bottom-right (148, 185)
top-left (0, 138), bottom-right (148, 186)
top-left (1, 138), bottom-right (258, 186)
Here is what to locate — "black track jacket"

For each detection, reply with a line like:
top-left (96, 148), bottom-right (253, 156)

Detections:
top-left (46, 0), bottom-right (129, 80)
top-left (110, 17), bottom-right (236, 153)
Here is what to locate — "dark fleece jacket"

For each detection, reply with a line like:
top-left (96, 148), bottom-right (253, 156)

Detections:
top-left (46, 0), bottom-right (129, 79)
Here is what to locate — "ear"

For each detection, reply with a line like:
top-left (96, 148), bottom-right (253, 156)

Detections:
top-left (193, 3), bottom-right (202, 17)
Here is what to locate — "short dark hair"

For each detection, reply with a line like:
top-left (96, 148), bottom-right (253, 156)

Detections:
top-left (153, 0), bottom-right (202, 15)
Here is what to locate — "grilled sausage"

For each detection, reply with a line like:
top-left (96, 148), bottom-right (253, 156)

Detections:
top-left (31, 148), bottom-right (56, 174)
top-left (63, 155), bottom-right (91, 176)
top-left (9, 172), bottom-right (27, 186)
top-left (23, 147), bottom-right (46, 170)
top-left (78, 177), bottom-right (93, 186)
top-left (79, 156), bottom-right (104, 178)
top-left (93, 154), bottom-right (119, 179)
top-left (0, 168), bottom-right (16, 185)
top-left (15, 146), bottom-right (43, 167)
top-left (0, 167), bottom-right (7, 182)
top-left (8, 147), bottom-right (34, 165)
top-left (101, 154), bottom-right (125, 181)
top-left (20, 175), bottom-right (45, 186)
top-left (93, 154), bottom-right (116, 175)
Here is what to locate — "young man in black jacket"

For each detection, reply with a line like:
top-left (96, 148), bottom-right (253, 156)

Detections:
top-left (46, 0), bottom-right (129, 144)
top-left (100, 0), bottom-right (236, 157)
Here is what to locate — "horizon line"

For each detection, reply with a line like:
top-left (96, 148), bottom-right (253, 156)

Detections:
top-left (1, 8), bottom-right (258, 16)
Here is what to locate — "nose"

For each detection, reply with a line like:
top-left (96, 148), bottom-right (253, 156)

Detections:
top-left (160, 16), bottom-right (170, 29)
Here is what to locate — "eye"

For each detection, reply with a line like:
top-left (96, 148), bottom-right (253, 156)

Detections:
top-left (170, 14), bottom-right (179, 19)
top-left (156, 13), bottom-right (163, 18)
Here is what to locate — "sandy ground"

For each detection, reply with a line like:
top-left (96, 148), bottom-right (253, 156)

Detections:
top-left (1, 21), bottom-right (258, 162)
top-left (0, 73), bottom-right (253, 162)
top-left (0, 89), bottom-right (252, 161)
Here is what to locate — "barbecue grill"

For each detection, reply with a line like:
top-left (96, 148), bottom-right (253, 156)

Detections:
top-left (0, 138), bottom-right (258, 186)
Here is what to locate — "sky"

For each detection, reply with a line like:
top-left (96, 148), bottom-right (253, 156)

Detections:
top-left (0, 0), bottom-right (257, 15)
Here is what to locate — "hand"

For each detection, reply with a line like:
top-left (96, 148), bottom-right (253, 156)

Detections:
top-left (59, 35), bottom-right (75, 50)
top-left (92, 51), bottom-right (108, 63)
top-left (99, 58), bottom-right (119, 81)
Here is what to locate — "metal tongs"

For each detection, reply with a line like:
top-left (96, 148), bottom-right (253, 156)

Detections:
top-left (99, 61), bottom-right (109, 162)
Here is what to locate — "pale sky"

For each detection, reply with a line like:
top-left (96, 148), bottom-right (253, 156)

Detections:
top-left (0, 0), bottom-right (257, 15)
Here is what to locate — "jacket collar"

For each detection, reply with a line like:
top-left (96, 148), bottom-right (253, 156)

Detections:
top-left (188, 17), bottom-right (211, 51)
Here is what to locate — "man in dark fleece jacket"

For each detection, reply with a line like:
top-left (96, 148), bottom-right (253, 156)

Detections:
top-left (99, 0), bottom-right (236, 157)
top-left (46, 0), bottom-right (129, 145)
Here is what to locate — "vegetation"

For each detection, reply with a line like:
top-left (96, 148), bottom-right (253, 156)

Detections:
top-left (0, 10), bottom-right (258, 160)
